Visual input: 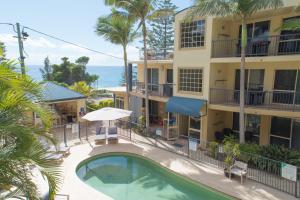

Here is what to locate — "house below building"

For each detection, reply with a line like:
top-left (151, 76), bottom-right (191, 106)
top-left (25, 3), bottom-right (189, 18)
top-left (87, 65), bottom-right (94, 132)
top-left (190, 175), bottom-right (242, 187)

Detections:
top-left (33, 82), bottom-right (87, 126)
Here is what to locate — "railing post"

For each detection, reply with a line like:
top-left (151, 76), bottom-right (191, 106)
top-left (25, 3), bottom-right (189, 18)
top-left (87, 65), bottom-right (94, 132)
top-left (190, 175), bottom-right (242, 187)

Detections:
top-left (85, 121), bottom-right (88, 141)
top-left (63, 124), bottom-right (67, 147)
top-left (129, 121), bottom-right (132, 141)
top-left (187, 137), bottom-right (190, 158)
top-left (296, 167), bottom-right (299, 197)
top-left (78, 123), bottom-right (81, 140)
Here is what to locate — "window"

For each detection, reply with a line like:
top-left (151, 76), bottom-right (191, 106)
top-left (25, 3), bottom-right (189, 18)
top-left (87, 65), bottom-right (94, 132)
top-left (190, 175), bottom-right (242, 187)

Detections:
top-left (180, 20), bottom-right (205, 48)
top-left (291, 121), bottom-right (300, 149)
top-left (189, 117), bottom-right (201, 131)
top-left (115, 97), bottom-right (124, 109)
top-left (179, 68), bottom-right (203, 93)
top-left (273, 70), bottom-right (300, 104)
top-left (238, 21), bottom-right (270, 55)
top-left (279, 16), bottom-right (300, 54)
top-left (232, 113), bottom-right (260, 144)
top-left (149, 100), bottom-right (159, 123)
top-left (238, 21), bottom-right (270, 40)
top-left (147, 68), bottom-right (159, 92)
top-left (235, 69), bottom-right (264, 90)
top-left (270, 118), bottom-right (300, 150)
top-left (270, 117), bottom-right (291, 148)
top-left (166, 69), bottom-right (173, 83)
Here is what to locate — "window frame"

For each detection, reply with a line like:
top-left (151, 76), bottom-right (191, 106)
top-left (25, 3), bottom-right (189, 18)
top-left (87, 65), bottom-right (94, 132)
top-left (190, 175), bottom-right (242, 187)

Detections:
top-left (115, 96), bottom-right (124, 109)
top-left (180, 19), bottom-right (206, 49)
top-left (178, 67), bottom-right (203, 94)
top-left (232, 113), bottom-right (261, 144)
top-left (269, 116), bottom-right (294, 149)
top-left (273, 69), bottom-right (300, 105)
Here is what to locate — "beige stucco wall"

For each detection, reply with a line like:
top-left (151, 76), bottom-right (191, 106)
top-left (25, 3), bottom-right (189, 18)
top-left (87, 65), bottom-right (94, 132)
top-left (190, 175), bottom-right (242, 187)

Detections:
top-left (137, 63), bottom-right (173, 84)
top-left (174, 2), bottom-right (299, 145)
top-left (173, 11), bottom-right (213, 100)
top-left (112, 91), bottom-right (129, 110)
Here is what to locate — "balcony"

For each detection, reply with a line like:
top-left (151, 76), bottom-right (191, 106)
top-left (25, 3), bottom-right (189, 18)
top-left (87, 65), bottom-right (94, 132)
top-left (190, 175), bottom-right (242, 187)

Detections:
top-left (211, 34), bottom-right (300, 58)
top-left (210, 88), bottom-right (300, 111)
top-left (132, 81), bottom-right (173, 97)
top-left (139, 49), bottom-right (173, 60)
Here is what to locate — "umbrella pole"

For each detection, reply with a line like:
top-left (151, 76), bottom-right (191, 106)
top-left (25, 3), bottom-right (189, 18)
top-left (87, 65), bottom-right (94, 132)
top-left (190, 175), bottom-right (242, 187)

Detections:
top-left (86, 121), bottom-right (88, 140)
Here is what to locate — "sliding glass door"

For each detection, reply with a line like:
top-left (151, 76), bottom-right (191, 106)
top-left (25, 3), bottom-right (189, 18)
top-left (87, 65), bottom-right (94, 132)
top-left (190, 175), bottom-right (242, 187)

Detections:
top-left (273, 70), bottom-right (300, 105)
top-left (232, 113), bottom-right (261, 144)
top-left (291, 120), bottom-right (300, 149)
top-left (235, 69), bottom-right (265, 105)
top-left (238, 20), bottom-right (270, 56)
top-left (279, 16), bottom-right (300, 54)
top-left (270, 117), bottom-right (300, 150)
top-left (147, 68), bottom-right (159, 92)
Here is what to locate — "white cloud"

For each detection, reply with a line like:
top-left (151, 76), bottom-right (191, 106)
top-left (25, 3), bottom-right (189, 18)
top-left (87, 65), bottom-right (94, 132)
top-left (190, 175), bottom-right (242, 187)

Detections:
top-left (0, 33), bottom-right (140, 66)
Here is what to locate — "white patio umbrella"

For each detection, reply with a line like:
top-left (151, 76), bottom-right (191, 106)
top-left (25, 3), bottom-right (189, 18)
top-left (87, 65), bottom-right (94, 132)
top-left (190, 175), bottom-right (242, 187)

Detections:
top-left (82, 107), bottom-right (132, 121)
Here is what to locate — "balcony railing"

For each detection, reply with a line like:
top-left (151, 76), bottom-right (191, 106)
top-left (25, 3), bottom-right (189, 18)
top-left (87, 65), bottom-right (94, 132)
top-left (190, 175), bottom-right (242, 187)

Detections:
top-left (210, 88), bottom-right (300, 111)
top-left (139, 49), bottom-right (174, 60)
top-left (211, 34), bottom-right (300, 58)
top-left (133, 81), bottom-right (173, 97)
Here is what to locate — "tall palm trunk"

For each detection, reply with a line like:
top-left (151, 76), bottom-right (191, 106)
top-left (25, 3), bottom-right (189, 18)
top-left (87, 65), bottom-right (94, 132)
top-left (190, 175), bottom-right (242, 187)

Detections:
top-left (142, 21), bottom-right (150, 132)
top-left (123, 45), bottom-right (130, 110)
top-left (239, 18), bottom-right (247, 144)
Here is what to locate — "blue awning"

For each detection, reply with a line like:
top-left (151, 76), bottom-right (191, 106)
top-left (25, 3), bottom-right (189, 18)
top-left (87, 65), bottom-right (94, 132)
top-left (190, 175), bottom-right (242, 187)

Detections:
top-left (165, 97), bottom-right (206, 117)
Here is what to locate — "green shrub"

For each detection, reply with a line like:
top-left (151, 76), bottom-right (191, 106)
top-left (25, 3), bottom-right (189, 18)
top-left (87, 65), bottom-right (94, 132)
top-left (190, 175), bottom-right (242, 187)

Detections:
top-left (209, 142), bottom-right (219, 159)
top-left (223, 136), bottom-right (240, 167)
top-left (133, 115), bottom-right (146, 135)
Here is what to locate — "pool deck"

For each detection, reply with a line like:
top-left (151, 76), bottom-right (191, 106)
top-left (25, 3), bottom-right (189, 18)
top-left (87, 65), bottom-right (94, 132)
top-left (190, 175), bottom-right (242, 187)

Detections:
top-left (59, 139), bottom-right (298, 200)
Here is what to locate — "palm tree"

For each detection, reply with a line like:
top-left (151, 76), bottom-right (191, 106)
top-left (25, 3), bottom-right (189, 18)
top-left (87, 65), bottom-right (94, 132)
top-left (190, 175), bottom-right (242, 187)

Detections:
top-left (105, 0), bottom-right (170, 132)
top-left (189, 0), bottom-right (283, 143)
top-left (69, 81), bottom-right (94, 97)
top-left (0, 61), bottom-right (61, 199)
top-left (95, 9), bottom-right (138, 110)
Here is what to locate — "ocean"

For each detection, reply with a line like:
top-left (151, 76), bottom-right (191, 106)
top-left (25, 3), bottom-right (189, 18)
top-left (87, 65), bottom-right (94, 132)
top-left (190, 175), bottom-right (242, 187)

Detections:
top-left (27, 65), bottom-right (124, 89)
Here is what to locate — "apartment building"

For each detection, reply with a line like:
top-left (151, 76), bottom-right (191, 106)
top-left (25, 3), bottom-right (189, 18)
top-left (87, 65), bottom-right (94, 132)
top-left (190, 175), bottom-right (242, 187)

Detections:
top-left (174, 0), bottom-right (300, 148)
top-left (111, 0), bottom-right (300, 149)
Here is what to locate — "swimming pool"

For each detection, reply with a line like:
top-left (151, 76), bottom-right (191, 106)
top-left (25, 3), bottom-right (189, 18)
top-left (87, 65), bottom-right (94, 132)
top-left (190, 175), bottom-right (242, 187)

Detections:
top-left (76, 153), bottom-right (233, 200)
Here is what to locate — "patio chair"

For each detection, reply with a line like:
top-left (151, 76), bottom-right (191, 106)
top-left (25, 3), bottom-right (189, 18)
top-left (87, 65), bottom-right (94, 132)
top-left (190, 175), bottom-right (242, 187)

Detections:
top-left (55, 143), bottom-right (70, 156)
top-left (107, 127), bottom-right (118, 144)
top-left (95, 127), bottom-right (106, 145)
top-left (40, 139), bottom-right (68, 157)
top-left (229, 160), bottom-right (248, 184)
top-left (215, 131), bottom-right (224, 142)
top-left (45, 152), bottom-right (64, 163)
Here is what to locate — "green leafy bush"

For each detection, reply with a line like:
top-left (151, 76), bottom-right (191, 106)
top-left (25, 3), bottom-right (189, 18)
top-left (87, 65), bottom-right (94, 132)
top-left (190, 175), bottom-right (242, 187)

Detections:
top-left (209, 141), bottom-right (219, 159)
top-left (223, 136), bottom-right (240, 167)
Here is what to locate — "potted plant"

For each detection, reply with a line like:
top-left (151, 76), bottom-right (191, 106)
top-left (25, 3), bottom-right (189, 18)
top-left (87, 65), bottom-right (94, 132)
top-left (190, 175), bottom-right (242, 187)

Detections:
top-left (223, 136), bottom-right (240, 177)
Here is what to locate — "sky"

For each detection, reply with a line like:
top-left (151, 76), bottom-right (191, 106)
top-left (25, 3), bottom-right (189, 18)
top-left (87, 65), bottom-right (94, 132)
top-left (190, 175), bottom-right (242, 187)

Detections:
top-left (0, 0), bottom-right (192, 66)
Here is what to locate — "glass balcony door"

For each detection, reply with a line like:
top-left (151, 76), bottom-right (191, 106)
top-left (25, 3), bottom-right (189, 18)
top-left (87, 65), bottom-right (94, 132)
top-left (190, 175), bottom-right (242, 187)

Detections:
top-left (234, 69), bottom-right (265, 105)
top-left (238, 21), bottom-right (270, 56)
top-left (273, 70), bottom-right (300, 105)
top-left (147, 68), bottom-right (159, 93)
top-left (232, 113), bottom-right (261, 144)
top-left (279, 16), bottom-right (300, 54)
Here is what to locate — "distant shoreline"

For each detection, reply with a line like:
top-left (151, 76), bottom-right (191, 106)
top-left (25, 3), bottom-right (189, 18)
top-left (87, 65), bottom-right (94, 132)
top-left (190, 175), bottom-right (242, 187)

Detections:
top-left (27, 65), bottom-right (124, 88)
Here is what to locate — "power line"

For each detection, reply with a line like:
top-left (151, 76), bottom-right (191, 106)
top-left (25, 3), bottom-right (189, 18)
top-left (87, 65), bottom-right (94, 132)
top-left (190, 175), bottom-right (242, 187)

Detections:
top-left (23, 26), bottom-right (125, 61)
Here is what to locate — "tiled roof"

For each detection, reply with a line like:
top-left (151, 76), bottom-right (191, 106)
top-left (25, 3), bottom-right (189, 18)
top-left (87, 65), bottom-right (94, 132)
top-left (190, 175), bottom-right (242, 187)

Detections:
top-left (41, 82), bottom-right (86, 102)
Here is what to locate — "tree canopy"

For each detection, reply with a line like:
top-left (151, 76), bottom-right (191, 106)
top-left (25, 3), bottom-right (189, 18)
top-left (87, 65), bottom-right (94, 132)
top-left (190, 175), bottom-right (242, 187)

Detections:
top-left (0, 61), bottom-right (61, 199)
top-left (69, 81), bottom-right (94, 97)
top-left (0, 41), bottom-right (6, 62)
top-left (147, 0), bottom-right (176, 58)
top-left (40, 56), bottom-right (99, 86)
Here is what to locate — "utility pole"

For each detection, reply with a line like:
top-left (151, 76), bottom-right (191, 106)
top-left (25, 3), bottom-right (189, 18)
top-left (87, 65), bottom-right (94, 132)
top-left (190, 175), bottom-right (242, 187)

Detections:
top-left (16, 22), bottom-right (26, 75)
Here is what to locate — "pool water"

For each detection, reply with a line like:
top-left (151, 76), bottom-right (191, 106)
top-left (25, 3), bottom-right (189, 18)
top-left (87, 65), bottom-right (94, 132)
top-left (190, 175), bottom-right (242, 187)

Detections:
top-left (76, 153), bottom-right (233, 200)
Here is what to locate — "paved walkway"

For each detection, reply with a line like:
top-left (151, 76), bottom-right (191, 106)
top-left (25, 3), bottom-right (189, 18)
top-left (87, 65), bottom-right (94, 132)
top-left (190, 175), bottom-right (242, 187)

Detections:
top-left (58, 139), bottom-right (297, 200)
